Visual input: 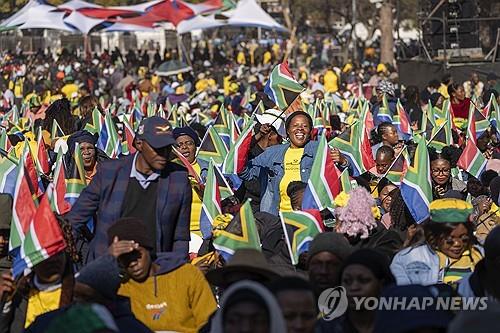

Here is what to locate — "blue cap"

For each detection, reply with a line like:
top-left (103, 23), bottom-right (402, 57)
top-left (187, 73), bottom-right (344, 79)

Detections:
top-left (135, 116), bottom-right (176, 149)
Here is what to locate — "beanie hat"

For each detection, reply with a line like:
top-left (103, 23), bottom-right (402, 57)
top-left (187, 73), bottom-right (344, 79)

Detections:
top-left (173, 126), bottom-right (201, 146)
top-left (308, 232), bottom-right (352, 264)
top-left (76, 255), bottom-right (121, 300)
top-left (46, 303), bottom-right (119, 333)
top-left (429, 198), bottom-right (472, 223)
top-left (341, 249), bottom-right (395, 285)
top-left (107, 218), bottom-right (154, 250)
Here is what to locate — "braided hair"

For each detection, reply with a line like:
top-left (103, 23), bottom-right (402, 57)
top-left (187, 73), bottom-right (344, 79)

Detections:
top-left (372, 122), bottom-right (396, 145)
top-left (42, 98), bottom-right (76, 136)
top-left (428, 146), bottom-right (462, 168)
top-left (389, 188), bottom-right (416, 233)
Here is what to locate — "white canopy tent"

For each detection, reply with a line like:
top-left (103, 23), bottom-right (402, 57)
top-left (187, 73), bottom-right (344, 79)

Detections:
top-left (64, 11), bottom-right (105, 34)
top-left (1, 0), bottom-right (45, 29)
top-left (227, 0), bottom-right (286, 31)
top-left (58, 0), bottom-right (102, 11)
top-left (101, 23), bottom-right (157, 33)
top-left (17, 6), bottom-right (76, 32)
top-left (176, 14), bottom-right (225, 34)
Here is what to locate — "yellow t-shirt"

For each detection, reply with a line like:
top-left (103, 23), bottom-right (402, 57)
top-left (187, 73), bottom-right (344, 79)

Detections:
top-left (61, 83), bottom-right (79, 99)
top-left (118, 264), bottom-right (217, 333)
top-left (324, 70), bottom-right (338, 93)
top-left (263, 51), bottom-right (272, 65)
top-left (195, 79), bottom-right (209, 93)
top-left (237, 51), bottom-right (246, 65)
top-left (279, 148), bottom-right (304, 212)
top-left (25, 286), bottom-right (62, 328)
top-left (190, 162), bottom-right (203, 237)
top-left (438, 84), bottom-right (449, 99)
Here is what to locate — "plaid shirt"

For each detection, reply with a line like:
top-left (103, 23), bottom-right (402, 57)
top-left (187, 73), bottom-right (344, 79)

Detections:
top-left (66, 153), bottom-right (192, 262)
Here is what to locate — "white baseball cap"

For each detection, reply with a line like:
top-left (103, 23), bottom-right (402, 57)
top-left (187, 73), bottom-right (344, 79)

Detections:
top-left (255, 109), bottom-right (286, 138)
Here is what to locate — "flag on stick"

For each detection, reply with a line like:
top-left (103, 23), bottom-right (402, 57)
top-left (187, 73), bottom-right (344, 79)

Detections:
top-left (200, 160), bottom-right (222, 240)
top-left (11, 183), bottom-right (66, 278)
top-left (222, 122), bottom-right (255, 175)
top-left (197, 126), bottom-right (228, 166)
top-left (400, 136), bottom-right (432, 223)
top-left (457, 102), bottom-right (487, 178)
top-left (302, 133), bottom-right (341, 210)
top-left (213, 200), bottom-right (261, 261)
top-left (280, 209), bottom-right (324, 265)
top-left (263, 61), bottom-right (305, 112)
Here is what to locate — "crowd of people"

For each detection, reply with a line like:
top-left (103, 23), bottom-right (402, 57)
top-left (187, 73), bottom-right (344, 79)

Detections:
top-left (0, 39), bottom-right (500, 333)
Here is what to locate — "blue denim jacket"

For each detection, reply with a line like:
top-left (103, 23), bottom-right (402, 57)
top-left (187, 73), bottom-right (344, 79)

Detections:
top-left (390, 244), bottom-right (441, 286)
top-left (238, 141), bottom-right (319, 215)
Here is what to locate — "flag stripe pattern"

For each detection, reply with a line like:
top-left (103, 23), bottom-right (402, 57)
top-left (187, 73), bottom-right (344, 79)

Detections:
top-left (302, 133), bottom-right (341, 210)
top-left (213, 200), bottom-right (261, 261)
top-left (280, 209), bottom-right (324, 265)
top-left (264, 61), bottom-right (305, 111)
top-left (401, 135), bottom-right (432, 223)
top-left (200, 160), bottom-right (222, 240)
top-left (223, 122), bottom-right (255, 174)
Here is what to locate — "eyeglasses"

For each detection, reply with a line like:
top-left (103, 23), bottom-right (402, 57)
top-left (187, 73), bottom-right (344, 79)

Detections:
top-left (444, 235), bottom-right (470, 246)
top-left (431, 168), bottom-right (451, 175)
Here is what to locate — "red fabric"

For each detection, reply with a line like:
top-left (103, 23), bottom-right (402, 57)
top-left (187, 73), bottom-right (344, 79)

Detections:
top-left (37, 135), bottom-right (50, 175)
top-left (78, 8), bottom-right (139, 19)
top-left (451, 98), bottom-right (471, 119)
top-left (34, 189), bottom-right (67, 256)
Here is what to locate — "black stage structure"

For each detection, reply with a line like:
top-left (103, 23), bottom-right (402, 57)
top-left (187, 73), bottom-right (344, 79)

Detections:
top-left (396, 0), bottom-right (500, 89)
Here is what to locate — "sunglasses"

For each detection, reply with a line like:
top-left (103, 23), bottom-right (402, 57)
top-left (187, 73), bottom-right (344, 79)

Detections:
top-left (443, 235), bottom-right (470, 246)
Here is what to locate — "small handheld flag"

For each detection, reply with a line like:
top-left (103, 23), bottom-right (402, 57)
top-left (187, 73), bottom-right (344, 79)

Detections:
top-left (263, 61), bottom-right (305, 112)
top-left (400, 136), bottom-right (432, 223)
top-left (302, 133), bottom-right (341, 210)
top-left (280, 209), bottom-right (324, 265)
top-left (222, 122), bottom-right (255, 175)
top-left (213, 200), bottom-right (261, 261)
top-left (200, 160), bottom-right (222, 240)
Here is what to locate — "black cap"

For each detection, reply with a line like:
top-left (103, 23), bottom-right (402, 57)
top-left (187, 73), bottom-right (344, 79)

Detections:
top-left (136, 116), bottom-right (176, 149)
top-left (173, 126), bottom-right (201, 146)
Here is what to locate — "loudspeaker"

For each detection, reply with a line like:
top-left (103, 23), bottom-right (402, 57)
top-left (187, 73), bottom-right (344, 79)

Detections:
top-left (421, 0), bottom-right (480, 52)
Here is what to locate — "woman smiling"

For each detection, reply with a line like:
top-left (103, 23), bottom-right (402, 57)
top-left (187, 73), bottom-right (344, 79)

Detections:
top-left (390, 198), bottom-right (483, 286)
top-left (239, 111), bottom-right (347, 215)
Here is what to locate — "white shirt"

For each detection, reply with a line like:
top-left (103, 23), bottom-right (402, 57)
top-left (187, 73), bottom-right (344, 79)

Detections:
top-left (129, 153), bottom-right (160, 189)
